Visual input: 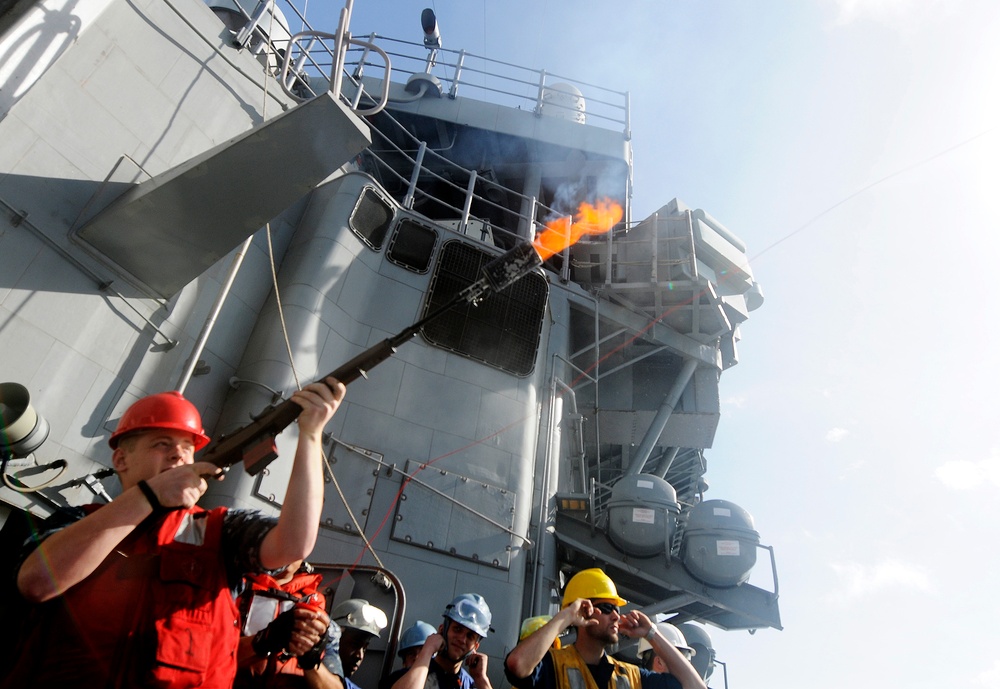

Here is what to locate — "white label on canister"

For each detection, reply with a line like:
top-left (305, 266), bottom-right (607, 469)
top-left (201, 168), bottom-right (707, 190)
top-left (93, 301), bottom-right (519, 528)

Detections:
top-left (632, 508), bottom-right (656, 524)
top-left (716, 540), bottom-right (741, 556)
top-left (713, 507), bottom-right (732, 517)
top-left (636, 480), bottom-right (654, 489)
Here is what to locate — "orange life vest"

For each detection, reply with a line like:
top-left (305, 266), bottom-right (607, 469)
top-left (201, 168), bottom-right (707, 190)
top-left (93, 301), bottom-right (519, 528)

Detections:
top-left (2, 506), bottom-right (241, 689)
top-left (234, 569), bottom-right (327, 688)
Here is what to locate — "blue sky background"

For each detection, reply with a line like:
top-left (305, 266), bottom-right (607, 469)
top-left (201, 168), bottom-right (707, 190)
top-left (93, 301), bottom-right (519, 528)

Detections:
top-left (320, 2), bottom-right (1000, 687)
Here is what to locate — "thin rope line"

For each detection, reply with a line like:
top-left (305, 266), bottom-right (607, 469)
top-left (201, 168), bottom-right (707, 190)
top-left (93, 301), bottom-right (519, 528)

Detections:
top-left (753, 127), bottom-right (996, 259)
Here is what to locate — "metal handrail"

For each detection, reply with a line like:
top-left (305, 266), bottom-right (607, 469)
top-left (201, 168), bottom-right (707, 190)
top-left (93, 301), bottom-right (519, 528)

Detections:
top-left (358, 107), bottom-right (577, 249)
top-left (344, 36), bottom-right (629, 135)
top-left (237, 0), bottom-right (629, 255)
top-left (242, 2), bottom-right (629, 135)
top-left (278, 29), bottom-right (391, 114)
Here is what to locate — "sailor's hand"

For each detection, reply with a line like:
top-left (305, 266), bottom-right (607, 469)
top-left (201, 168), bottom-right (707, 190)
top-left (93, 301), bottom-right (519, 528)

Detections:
top-left (421, 632), bottom-right (445, 658)
top-left (145, 461), bottom-right (223, 509)
top-left (292, 377), bottom-right (346, 437)
top-left (618, 610), bottom-right (651, 639)
top-left (286, 607), bottom-right (331, 656)
top-left (427, 632), bottom-right (446, 652)
top-left (562, 599), bottom-right (598, 628)
top-left (466, 652), bottom-right (489, 681)
top-left (301, 620), bottom-right (340, 671)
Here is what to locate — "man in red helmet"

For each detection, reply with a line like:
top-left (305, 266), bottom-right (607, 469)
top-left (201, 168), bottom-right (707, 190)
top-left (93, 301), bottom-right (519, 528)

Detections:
top-left (3, 378), bottom-right (345, 689)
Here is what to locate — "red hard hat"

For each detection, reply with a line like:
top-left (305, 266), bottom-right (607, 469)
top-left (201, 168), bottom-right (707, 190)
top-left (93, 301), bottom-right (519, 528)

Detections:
top-left (109, 391), bottom-right (211, 450)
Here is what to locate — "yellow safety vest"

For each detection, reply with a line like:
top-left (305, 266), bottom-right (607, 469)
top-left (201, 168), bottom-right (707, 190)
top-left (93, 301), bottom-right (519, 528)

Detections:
top-left (550, 645), bottom-right (643, 689)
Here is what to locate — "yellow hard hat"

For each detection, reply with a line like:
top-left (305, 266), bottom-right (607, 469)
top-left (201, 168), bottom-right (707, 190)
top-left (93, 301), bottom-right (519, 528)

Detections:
top-left (519, 616), bottom-right (551, 640)
top-left (561, 568), bottom-right (627, 608)
top-left (519, 615), bottom-right (561, 650)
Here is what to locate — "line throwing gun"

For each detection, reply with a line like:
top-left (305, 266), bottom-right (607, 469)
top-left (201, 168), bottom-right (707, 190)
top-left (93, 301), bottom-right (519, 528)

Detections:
top-left (199, 242), bottom-right (542, 475)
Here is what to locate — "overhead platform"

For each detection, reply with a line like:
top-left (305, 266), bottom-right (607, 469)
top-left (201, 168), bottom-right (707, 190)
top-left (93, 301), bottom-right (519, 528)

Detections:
top-left (570, 199), bottom-right (761, 344)
top-left (76, 92), bottom-right (371, 298)
top-left (554, 511), bottom-right (782, 632)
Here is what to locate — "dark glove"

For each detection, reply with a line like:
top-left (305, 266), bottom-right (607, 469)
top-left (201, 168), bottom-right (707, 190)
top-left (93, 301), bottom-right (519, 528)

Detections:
top-left (299, 620), bottom-right (342, 673)
top-left (297, 636), bottom-right (325, 671)
top-left (252, 608), bottom-right (297, 657)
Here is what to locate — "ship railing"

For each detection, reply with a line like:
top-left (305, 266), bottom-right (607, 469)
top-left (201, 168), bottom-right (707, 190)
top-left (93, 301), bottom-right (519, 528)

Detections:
top-left (345, 35), bottom-right (631, 138)
top-left (357, 106), bottom-right (578, 251)
top-left (229, 1), bottom-right (628, 251)
top-left (276, 29), bottom-right (392, 115)
top-left (230, 2), bottom-right (634, 260)
top-left (237, 1), bottom-right (630, 137)
top-left (228, 1), bottom-right (329, 88)
top-left (233, 0), bottom-right (630, 135)
top-left (229, 0), bottom-right (392, 114)
top-left (588, 478), bottom-right (614, 530)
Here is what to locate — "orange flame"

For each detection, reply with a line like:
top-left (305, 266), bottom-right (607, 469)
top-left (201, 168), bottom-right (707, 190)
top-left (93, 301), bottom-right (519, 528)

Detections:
top-left (532, 199), bottom-right (624, 261)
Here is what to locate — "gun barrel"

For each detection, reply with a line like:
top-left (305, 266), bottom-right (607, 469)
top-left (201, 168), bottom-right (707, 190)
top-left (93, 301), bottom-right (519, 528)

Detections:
top-left (199, 242), bottom-right (541, 473)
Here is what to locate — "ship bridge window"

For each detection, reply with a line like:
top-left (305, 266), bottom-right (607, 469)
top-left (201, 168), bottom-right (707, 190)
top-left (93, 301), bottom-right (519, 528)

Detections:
top-left (421, 240), bottom-right (547, 376)
top-left (350, 186), bottom-right (395, 250)
top-left (387, 218), bottom-right (438, 273)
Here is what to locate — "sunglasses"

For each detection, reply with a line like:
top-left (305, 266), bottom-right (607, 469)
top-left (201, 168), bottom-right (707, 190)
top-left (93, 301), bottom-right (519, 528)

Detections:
top-left (591, 602), bottom-right (620, 616)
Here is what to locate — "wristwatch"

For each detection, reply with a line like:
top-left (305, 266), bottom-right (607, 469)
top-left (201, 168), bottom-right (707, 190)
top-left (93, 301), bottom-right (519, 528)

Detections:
top-left (644, 626), bottom-right (657, 641)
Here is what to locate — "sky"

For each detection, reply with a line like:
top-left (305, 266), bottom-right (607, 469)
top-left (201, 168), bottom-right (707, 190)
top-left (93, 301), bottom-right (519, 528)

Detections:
top-left (320, 1), bottom-right (1000, 687)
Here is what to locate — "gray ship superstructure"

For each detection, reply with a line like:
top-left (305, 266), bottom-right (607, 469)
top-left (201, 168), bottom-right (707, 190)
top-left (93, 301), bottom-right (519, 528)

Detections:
top-left (0, 0), bottom-right (779, 684)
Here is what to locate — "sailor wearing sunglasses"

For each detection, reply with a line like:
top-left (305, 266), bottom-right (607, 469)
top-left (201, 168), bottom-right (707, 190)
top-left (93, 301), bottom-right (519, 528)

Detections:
top-left (504, 569), bottom-right (705, 689)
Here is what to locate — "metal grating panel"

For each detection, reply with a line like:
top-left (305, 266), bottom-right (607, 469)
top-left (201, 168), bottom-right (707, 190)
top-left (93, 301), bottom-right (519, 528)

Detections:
top-left (421, 240), bottom-right (547, 376)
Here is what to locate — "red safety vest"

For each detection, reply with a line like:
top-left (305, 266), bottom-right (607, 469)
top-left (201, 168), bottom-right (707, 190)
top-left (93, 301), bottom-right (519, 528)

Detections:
top-left (234, 570), bottom-right (327, 688)
top-left (2, 505), bottom-right (241, 689)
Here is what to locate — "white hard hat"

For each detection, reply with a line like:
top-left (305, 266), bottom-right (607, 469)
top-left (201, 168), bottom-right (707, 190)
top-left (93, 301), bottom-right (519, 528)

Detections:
top-left (331, 599), bottom-right (388, 638)
top-left (638, 622), bottom-right (695, 657)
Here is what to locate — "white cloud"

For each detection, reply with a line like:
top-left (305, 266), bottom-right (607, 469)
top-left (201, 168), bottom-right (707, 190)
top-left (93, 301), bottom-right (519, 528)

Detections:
top-left (721, 395), bottom-right (746, 408)
top-left (934, 451), bottom-right (1000, 490)
top-left (827, 558), bottom-right (934, 601)
top-left (829, 0), bottom-right (952, 29)
top-left (833, 0), bottom-right (913, 22)
top-left (825, 427), bottom-right (849, 442)
top-left (974, 660), bottom-right (1000, 689)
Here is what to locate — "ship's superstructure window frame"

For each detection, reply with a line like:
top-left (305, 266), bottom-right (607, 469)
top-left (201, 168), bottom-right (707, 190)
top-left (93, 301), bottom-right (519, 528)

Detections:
top-left (349, 185), bottom-right (396, 251)
top-left (420, 240), bottom-right (547, 376)
top-left (387, 217), bottom-right (439, 273)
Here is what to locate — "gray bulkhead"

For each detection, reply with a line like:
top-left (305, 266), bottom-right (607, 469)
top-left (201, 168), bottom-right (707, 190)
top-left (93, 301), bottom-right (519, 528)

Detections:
top-left (1, 0), bottom-right (780, 681)
top-left (206, 170), bottom-right (548, 666)
top-left (0, 0), bottom-right (316, 512)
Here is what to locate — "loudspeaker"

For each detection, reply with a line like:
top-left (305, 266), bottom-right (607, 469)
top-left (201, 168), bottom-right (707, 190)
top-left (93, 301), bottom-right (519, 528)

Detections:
top-left (0, 382), bottom-right (50, 458)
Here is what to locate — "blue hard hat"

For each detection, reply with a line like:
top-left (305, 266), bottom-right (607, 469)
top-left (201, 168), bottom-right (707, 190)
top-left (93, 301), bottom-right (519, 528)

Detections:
top-left (398, 620), bottom-right (436, 656)
top-left (443, 593), bottom-right (492, 638)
